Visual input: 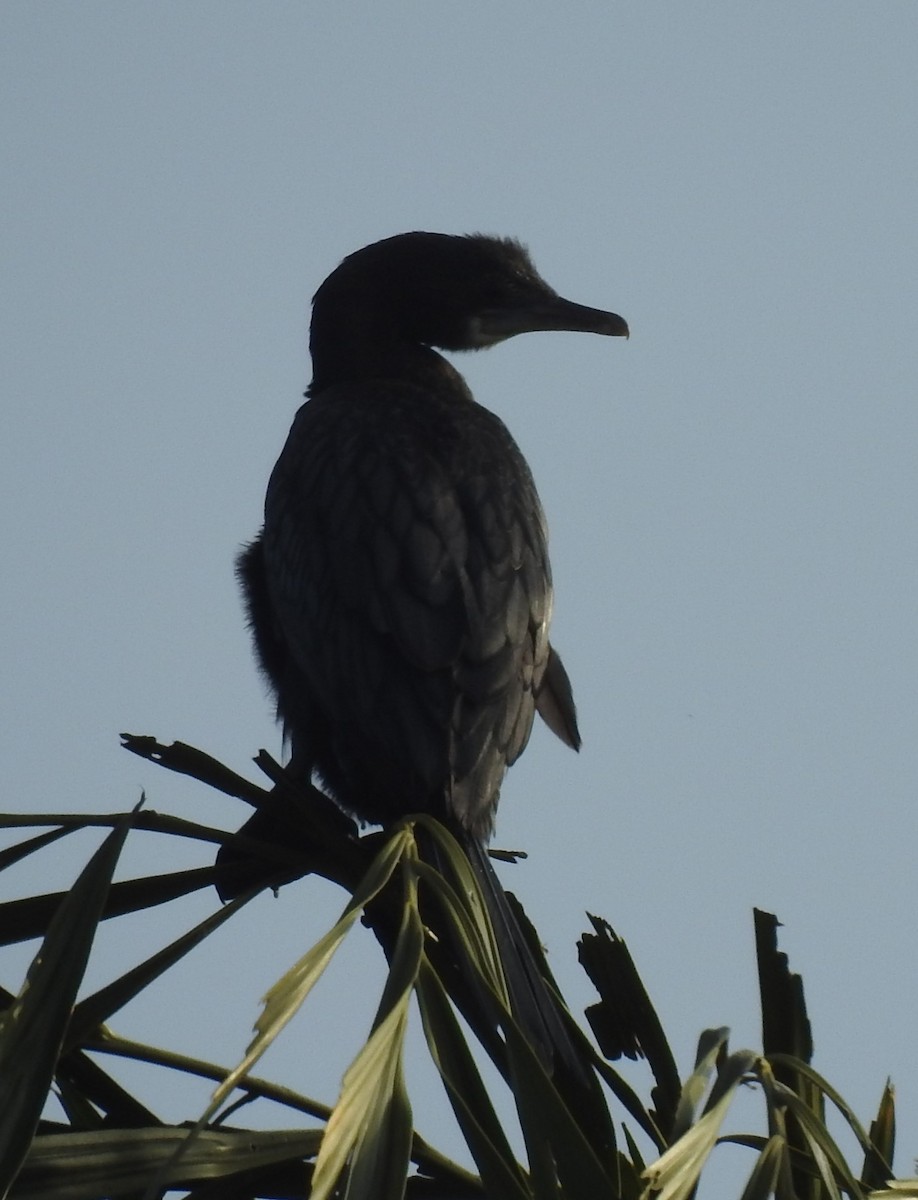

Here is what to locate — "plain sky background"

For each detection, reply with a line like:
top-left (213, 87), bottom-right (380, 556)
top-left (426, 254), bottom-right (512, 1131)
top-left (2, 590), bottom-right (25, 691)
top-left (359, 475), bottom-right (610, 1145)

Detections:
top-left (2, 3), bottom-right (917, 1191)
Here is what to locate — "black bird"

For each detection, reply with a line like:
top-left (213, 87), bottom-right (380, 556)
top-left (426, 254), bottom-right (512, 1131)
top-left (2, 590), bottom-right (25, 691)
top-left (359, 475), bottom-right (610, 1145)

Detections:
top-left (234, 232), bottom-right (628, 1078)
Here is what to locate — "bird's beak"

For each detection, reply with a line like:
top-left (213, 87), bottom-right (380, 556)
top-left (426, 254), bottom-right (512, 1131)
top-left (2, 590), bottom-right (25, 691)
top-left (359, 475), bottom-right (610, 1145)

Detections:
top-left (476, 296), bottom-right (629, 342)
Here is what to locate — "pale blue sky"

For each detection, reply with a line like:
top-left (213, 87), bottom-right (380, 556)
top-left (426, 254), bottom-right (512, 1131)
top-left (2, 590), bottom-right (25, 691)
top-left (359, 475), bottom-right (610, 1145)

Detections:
top-left (2, 3), bottom-right (917, 1187)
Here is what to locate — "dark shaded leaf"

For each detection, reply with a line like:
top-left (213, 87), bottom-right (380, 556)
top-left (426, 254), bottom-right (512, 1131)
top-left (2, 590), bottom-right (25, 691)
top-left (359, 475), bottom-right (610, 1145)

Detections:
top-left (578, 913), bottom-right (681, 1139)
top-left (120, 733), bottom-right (266, 805)
top-left (0, 867), bottom-right (216, 946)
top-left (863, 1081), bottom-right (895, 1191)
top-left (0, 809), bottom-right (135, 1197)
top-left (755, 908), bottom-right (820, 1200)
top-left (12, 1126), bottom-right (320, 1200)
top-left (755, 909), bottom-right (813, 1069)
top-left (66, 889), bottom-right (257, 1046)
top-left (54, 1049), bottom-right (161, 1130)
top-left (0, 829), bottom-right (71, 873)
top-left (776, 1083), bottom-right (865, 1198)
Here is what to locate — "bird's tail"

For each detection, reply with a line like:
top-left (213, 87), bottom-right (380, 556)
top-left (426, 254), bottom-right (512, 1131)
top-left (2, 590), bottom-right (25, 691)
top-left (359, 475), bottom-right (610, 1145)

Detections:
top-left (456, 833), bottom-right (605, 1117)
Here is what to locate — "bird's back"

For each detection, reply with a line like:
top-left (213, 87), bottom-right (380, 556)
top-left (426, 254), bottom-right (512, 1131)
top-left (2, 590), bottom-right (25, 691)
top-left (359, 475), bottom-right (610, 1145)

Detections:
top-left (250, 360), bottom-right (555, 839)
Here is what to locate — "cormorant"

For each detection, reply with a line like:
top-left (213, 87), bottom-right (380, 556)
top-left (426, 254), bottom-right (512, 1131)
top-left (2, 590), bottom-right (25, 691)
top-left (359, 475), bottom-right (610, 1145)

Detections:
top-left (233, 231), bottom-right (628, 1080)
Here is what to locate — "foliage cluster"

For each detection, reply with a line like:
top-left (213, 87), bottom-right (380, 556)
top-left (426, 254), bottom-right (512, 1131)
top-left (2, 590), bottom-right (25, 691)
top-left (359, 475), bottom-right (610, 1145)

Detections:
top-left (0, 735), bottom-right (912, 1200)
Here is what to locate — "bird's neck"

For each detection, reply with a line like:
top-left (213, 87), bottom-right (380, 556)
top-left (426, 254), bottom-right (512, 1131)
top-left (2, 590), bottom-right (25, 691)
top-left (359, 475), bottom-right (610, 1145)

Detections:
top-left (309, 337), bottom-right (471, 400)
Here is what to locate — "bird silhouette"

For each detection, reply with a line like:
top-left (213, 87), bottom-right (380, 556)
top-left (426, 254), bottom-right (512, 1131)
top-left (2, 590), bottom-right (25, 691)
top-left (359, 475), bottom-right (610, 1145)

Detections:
top-left (228, 231), bottom-right (628, 1091)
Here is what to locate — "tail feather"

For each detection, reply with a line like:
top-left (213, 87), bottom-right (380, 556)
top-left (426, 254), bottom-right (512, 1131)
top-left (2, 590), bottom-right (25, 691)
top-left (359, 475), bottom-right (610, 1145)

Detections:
top-left (461, 835), bottom-right (599, 1104)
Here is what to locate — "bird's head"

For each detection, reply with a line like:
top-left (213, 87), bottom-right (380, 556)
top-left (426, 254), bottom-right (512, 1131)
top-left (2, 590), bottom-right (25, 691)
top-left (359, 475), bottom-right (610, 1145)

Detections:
top-left (309, 232), bottom-right (628, 383)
